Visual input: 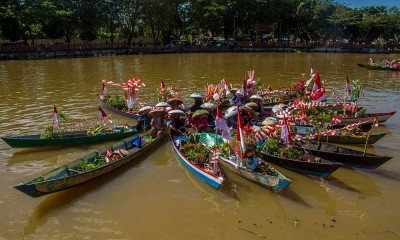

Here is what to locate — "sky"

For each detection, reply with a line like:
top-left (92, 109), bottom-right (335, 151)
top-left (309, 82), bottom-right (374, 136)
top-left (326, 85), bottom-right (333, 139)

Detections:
top-left (335, 0), bottom-right (400, 8)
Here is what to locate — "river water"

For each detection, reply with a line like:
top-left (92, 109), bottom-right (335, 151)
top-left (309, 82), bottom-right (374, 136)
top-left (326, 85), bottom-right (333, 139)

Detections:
top-left (0, 52), bottom-right (399, 240)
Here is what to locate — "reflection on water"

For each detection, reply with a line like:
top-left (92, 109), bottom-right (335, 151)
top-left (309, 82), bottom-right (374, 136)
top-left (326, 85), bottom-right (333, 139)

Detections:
top-left (0, 53), bottom-right (399, 239)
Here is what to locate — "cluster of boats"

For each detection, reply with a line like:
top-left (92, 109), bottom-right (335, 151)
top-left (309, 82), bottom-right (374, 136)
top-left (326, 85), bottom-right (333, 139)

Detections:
top-left (4, 71), bottom-right (396, 197)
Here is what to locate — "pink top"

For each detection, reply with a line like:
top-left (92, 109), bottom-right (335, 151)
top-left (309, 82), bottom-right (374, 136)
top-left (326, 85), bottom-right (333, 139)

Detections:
top-left (189, 117), bottom-right (209, 130)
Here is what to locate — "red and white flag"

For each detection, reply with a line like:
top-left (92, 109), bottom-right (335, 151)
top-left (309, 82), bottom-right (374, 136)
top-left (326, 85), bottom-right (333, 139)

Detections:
top-left (53, 105), bottom-right (60, 129)
top-left (105, 147), bottom-right (113, 163)
top-left (220, 78), bottom-right (230, 94)
top-left (98, 106), bottom-right (108, 118)
top-left (215, 106), bottom-right (231, 140)
top-left (160, 80), bottom-right (165, 90)
top-left (331, 116), bottom-right (342, 125)
top-left (160, 80), bottom-right (166, 98)
top-left (280, 118), bottom-right (292, 146)
top-left (101, 82), bottom-right (107, 95)
top-left (310, 72), bottom-right (326, 102)
top-left (374, 119), bottom-right (379, 127)
top-left (345, 76), bottom-right (352, 96)
top-left (237, 106), bottom-right (247, 155)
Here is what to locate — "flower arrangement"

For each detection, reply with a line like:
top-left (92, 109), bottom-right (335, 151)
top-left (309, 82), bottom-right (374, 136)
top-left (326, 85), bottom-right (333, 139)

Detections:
top-left (157, 80), bottom-right (179, 102)
top-left (102, 77), bottom-right (145, 111)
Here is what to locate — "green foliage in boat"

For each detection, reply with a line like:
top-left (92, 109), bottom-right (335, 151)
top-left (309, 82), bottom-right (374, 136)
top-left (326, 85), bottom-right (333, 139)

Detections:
top-left (104, 95), bottom-right (128, 111)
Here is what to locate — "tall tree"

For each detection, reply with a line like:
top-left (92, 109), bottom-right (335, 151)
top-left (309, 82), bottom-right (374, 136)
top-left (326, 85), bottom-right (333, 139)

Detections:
top-left (117, 0), bottom-right (143, 45)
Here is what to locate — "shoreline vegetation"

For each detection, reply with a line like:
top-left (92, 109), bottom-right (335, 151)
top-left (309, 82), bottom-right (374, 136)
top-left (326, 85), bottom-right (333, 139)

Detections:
top-left (1, 1), bottom-right (399, 61)
top-left (1, 43), bottom-right (398, 61)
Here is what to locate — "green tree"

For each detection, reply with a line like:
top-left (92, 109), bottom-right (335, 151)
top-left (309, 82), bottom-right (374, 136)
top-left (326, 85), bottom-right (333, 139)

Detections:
top-left (117, 0), bottom-right (144, 45)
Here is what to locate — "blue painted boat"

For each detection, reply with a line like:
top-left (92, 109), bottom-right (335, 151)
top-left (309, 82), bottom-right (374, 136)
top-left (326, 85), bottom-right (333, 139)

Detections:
top-left (170, 134), bottom-right (224, 189)
top-left (198, 133), bottom-right (292, 192)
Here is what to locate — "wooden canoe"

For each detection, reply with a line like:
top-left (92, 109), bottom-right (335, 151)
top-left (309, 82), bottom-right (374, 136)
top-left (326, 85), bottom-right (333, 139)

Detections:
top-left (301, 141), bottom-right (392, 169)
top-left (14, 128), bottom-right (166, 197)
top-left (293, 125), bottom-right (386, 144)
top-left (96, 94), bottom-right (141, 120)
top-left (198, 133), bottom-right (292, 192)
top-left (357, 63), bottom-right (400, 71)
top-left (258, 150), bottom-right (342, 178)
top-left (337, 111), bottom-right (396, 125)
top-left (319, 132), bottom-right (386, 144)
top-left (294, 121), bottom-right (373, 134)
top-left (170, 134), bottom-right (224, 189)
top-left (2, 127), bottom-right (140, 148)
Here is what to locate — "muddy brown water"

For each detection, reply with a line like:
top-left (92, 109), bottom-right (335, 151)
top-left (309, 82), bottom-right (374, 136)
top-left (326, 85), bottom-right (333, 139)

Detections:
top-left (0, 52), bottom-right (399, 239)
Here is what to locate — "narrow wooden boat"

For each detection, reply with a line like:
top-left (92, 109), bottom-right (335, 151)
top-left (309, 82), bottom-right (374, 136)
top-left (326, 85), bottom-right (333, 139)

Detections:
top-left (2, 126), bottom-right (140, 148)
top-left (294, 124), bottom-right (386, 144)
top-left (294, 121), bottom-right (373, 133)
top-left (258, 150), bottom-right (342, 178)
top-left (338, 111), bottom-right (396, 125)
top-left (318, 132), bottom-right (386, 144)
top-left (263, 99), bottom-right (293, 111)
top-left (170, 134), bottom-right (224, 189)
top-left (96, 94), bottom-right (140, 120)
top-left (14, 128), bottom-right (165, 197)
top-left (357, 63), bottom-right (400, 72)
top-left (198, 133), bottom-right (292, 192)
top-left (301, 141), bottom-right (392, 169)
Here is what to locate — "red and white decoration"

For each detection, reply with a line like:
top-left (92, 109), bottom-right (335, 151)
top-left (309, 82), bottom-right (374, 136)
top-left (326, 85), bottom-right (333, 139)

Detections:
top-left (309, 72), bottom-right (326, 102)
top-left (215, 106), bottom-right (232, 140)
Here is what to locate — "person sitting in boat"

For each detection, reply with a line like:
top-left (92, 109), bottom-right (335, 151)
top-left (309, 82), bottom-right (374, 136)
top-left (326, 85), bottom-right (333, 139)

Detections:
top-left (149, 107), bottom-right (166, 139)
top-left (369, 57), bottom-right (375, 65)
top-left (136, 106), bottom-right (153, 131)
top-left (188, 110), bottom-right (211, 132)
top-left (167, 98), bottom-right (184, 110)
top-left (248, 95), bottom-right (264, 114)
top-left (169, 114), bottom-right (186, 135)
top-left (189, 93), bottom-right (204, 112)
top-left (390, 59), bottom-right (400, 69)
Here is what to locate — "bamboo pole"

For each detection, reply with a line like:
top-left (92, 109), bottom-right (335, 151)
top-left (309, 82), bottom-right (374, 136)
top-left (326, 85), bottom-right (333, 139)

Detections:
top-left (363, 118), bottom-right (376, 156)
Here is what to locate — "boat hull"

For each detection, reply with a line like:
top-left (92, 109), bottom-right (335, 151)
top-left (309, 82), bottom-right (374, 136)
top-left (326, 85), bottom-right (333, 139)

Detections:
top-left (218, 157), bottom-right (292, 192)
top-left (319, 132), bottom-right (386, 144)
top-left (302, 142), bottom-right (392, 169)
top-left (96, 94), bottom-right (140, 120)
top-left (258, 151), bottom-right (341, 178)
top-left (2, 130), bottom-right (139, 148)
top-left (357, 63), bottom-right (400, 71)
top-left (170, 134), bottom-right (223, 189)
top-left (338, 112), bottom-right (396, 125)
top-left (14, 129), bottom-right (165, 197)
top-left (197, 132), bottom-right (291, 192)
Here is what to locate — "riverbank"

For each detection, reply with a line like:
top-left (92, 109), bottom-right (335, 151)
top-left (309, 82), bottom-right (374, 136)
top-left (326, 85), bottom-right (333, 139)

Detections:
top-left (0, 45), bottom-right (397, 60)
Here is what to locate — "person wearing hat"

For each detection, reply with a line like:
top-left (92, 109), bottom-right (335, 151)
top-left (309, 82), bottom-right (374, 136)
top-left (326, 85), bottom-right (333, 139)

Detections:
top-left (136, 108), bottom-right (153, 131)
top-left (188, 110), bottom-right (211, 132)
top-left (189, 93), bottom-right (204, 113)
top-left (149, 108), bottom-right (167, 139)
top-left (169, 114), bottom-right (186, 135)
top-left (249, 95), bottom-right (264, 114)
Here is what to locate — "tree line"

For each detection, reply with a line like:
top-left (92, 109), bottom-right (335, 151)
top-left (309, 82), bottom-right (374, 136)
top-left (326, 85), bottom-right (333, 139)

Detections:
top-left (0, 0), bottom-right (399, 47)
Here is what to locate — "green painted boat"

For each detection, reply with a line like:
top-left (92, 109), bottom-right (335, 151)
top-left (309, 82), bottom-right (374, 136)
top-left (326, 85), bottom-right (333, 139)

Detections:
top-left (1, 126), bottom-right (141, 148)
top-left (14, 128), bottom-right (166, 197)
top-left (357, 63), bottom-right (400, 71)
